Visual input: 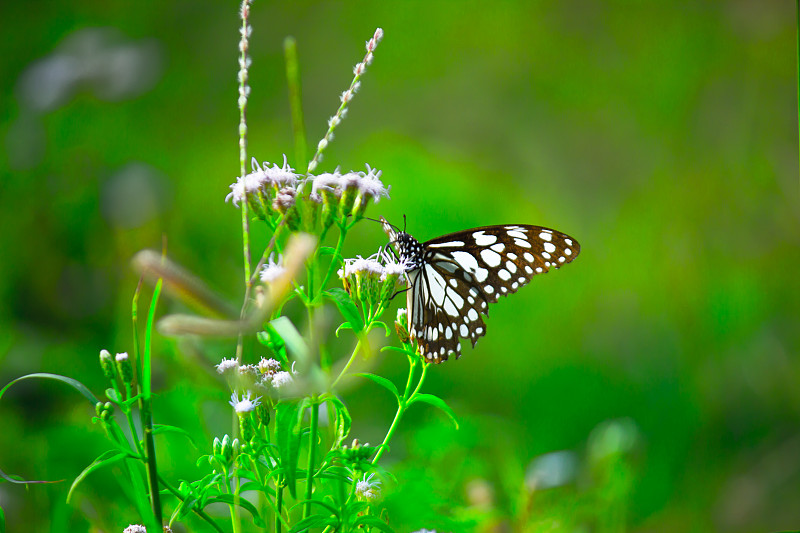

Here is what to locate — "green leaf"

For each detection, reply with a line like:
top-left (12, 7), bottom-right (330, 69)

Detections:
top-left (409, 393), bottom-right (459, 429)
top-left (270, 316), bottom-right (311, 364)
top-left (205, 494), bottom-right (266, 527)
top-left (0, 503), bottom-right (5, 533)
top-left (275, 401), bottom-right (303, 498)
top-left (319, 246), bottom-right (337, 256)
top-left (335, 322), bottom-right (353, 337)
top-left (289, 514), bottom-right (338, 532)
top-left (370, 320), bottom-right (391, 337)
top-left (352, 514), bottom-right (394, 533)
top-left (67, 450), bottom-right (131, 503)
top-left (105, 388), bottom-right (120, 403)
top-left (152, 424), bottom-right (199, 449)
top-left (325, 396), bottom-right (352, 447)
top-left (0, 373), bottom-right (100, 406)
top-left (356, 373), bottom-right (400, 402)
top-left (324, 288), bottom-right (364, 333)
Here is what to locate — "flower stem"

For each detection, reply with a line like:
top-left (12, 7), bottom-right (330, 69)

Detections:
top-left (304, 399), bottom-right (320, 518)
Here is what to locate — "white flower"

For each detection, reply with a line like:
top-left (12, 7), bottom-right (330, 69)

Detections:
top-left (226, 154), bottom-right (299, 206)
top-left (396, 307), bottom-right (407, 323)
top-left (311, 170), bottom-right (345, 197)
top-left (357, 164), bottom-right (389, 202)
top-left (216, 357), bottom-right (239, 374)
top-left (123, 526), bottom-right (148, 533)
top-left (229, 391), bottom-right (261, 413)
top-left (354, 473), bottom-right (381, 502)
top-left (257, 357), bottom-right (282, 374)
top-left (260, 254), bottom-right (286, 283)
top-left (115, 352), bottom-right (129, 362)
top-left (270, 371), bottom-right (293, 389)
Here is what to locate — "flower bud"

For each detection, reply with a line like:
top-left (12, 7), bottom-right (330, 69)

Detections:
top-left (99, 349), bottom-right (116, 380)
top-left (115, 352), bottom-right (133, 384)
top-left (395, 308), bottom-right (410, 344)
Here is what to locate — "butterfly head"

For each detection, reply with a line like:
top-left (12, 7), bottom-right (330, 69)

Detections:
top-left (380, 216), bottom-right (422, 270)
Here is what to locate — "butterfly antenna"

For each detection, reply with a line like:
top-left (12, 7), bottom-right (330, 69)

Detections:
top-left (403, 214), bottom-right (407, 232)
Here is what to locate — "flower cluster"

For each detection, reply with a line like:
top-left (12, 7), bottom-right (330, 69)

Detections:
top-left (338, 249), bottom-right (408, 310)
top-left (353, 472), bottom-right (382, 502)
top-left (215, 356), bottom-right (296, 393)
top-left (226, 157), bottom-right (389, 231)
top-left (226, 155), bottom-right (300, 220)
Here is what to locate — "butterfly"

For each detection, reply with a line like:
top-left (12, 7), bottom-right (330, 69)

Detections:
top-left (381, 217), bottom-right (580, 363)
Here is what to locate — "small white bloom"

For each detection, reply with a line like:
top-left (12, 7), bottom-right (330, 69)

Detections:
top-left (226, 155), bottom-right (299, 206)
top-left (358, 164), bottom-right (390, 202)
top-left (260, 254), bottom-right (286, 283)
top-left (354, 473), bottom-right (381, 502)
top-left (123, 525), bottom-right (148, 533)
top-left (229, 391), bottom-right (261, 413)
top-left (216, 357), bottom-right (239, 374)
top-left (115, 352), bottom-right (129, 362)
top-left (396, 307), bottom-right (408, 323)
top-left (271, 371), bottom-right (293, 389)
top-left (257, 357), bottom-right (282, 374)
top-left (238, 364), bottom-right (257, 376)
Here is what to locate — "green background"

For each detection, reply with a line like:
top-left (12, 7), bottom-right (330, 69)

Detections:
top-left (1, 1), bottom-right (798, 531)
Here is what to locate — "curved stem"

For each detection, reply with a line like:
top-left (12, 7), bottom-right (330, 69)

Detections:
top-left (330, 336), bottom-right (363, 389)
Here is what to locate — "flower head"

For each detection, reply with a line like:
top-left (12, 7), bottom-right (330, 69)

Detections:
top-left (260, 254), bottom-right (286, 283)
top-left (257, 357), bottom-right (282, 375)
top-left (123, 526), bottom-right (148, 533)
top-left (216, 357), bottom-right (239, 375)
top-left (115, 352), bottom-right (129, 362)
top-left (270, 371), bottom-right (293, 389)
top-left (229, 390), bottom-right (261, 413)
top-left (226, 155), bottom-right (300, 208)
top-left (353, 473), bottom-right (381, 502)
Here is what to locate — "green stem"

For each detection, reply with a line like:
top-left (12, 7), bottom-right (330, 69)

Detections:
top-left (372, 357), bottom-right (428, 465)
top-left (276, 481), bottom-right (284, 533)
top-left (330, 337), bottom-right (363, 389)
top-left (139, 279), bottom-right (163, 527)
top-left (796, 0), bottom-right (799, 181)
top-left (304, 399), bottom-right (320, 518)
top-left (314, 225), bottom-right (348, 304)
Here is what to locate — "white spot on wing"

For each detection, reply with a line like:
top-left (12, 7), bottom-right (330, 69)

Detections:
top-left (514, 238), bottom-right (531, 248)
top-left (460, 324), bottom-right (468, 337)
top-left (507, 230), bottom-right (527, 240)
top-left (468, 309), bottom-right (478, 321)
top-left (480, 249), bottom-right (502, 267)
top-left (473, 231), bottom-right (496, 246)
top-left (490, 243), bottom-right (505, 253)
top-left (544, 242), bottom-right (556, 254)
top-left (474, 267), bottom-right (489, 282)
top-left (428, 241), bottom-right (465, 248)
top-left (506, 261), bottom-right (517, 273)
top-left (539, 231), bottom-right (552, 241)
top-left (498, 269), bottom-right (511, 281)
top-left (451, 251), bottom-right (479, 273)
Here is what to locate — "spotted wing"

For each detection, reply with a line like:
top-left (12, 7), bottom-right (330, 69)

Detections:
top-left (407, 225), bottom-right (580, 363)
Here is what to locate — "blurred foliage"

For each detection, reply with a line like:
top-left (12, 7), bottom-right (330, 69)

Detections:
top-left (1, 0), bottom-right (799, 531)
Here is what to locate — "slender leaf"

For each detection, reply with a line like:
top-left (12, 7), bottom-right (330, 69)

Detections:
top-left (324, 288), bottom-right (364, 333)
top-left (353, 514), bottom-right (394, 533)
top-left (289, 514), bottom-right (338, 533)
top-left (152, 424), bottom-right (199, 449)
top-left (409, 393), bottom-right (459, 429)
top-left (205, 494), bottom-right (266, 527)
top-left (67, 450), bottom-right (131, 503)
top-left (270, 316), bottom-right (311, 364)
top-left (0, 373), bottom-right (99, 406)
top-left (275, 401), bottom-right (303, 498)
top-left (357, 373), bottom-right (401, 402)
top-left (326, 396), bottom-right (352, 447)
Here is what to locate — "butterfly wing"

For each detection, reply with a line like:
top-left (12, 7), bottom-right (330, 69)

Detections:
top-left (407, 225), bottom-right (580, 363)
